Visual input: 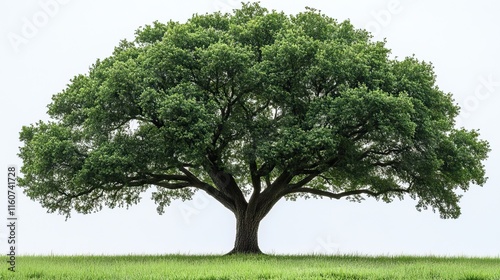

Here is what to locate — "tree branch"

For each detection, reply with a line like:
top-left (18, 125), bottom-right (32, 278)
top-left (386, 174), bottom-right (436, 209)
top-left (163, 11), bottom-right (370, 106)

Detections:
top-left (287, 171), bottom-right (321, 189)
top-left (179, 167), bottom-right (237, 212)
top-left (154, 182), bottom-right (193, 189)
top-left (141, 173), bottom-right (191, 182)
top-left (247, 159), bottom-right (261, 216)
top-left (256, 162), bottom-right (275, 177)
top-left (254, 170), bottom-right (295, 221)
top-left (284, 187), bottom-right (409, 199)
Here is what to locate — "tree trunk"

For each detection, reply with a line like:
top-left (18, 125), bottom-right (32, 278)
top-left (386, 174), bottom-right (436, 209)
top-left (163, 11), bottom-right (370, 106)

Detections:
top-left (227, 213), bottom-right (263, 254)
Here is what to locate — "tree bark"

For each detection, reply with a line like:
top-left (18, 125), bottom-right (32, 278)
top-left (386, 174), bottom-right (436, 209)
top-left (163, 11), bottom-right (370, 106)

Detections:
top-left (227, 212), bottom-right (263, 254)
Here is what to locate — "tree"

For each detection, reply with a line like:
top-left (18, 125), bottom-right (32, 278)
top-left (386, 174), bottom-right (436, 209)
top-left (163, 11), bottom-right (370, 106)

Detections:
top-left (19, 3), bottom-right (489, 254)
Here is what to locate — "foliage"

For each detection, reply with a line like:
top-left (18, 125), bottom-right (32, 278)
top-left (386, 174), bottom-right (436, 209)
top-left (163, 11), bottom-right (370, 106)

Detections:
top-left (19, 2), bottom-right (489, 222)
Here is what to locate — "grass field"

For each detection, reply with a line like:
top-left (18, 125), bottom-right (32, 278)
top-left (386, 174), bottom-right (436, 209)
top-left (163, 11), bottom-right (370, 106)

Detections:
top-left (1, 254), bottom-right (499, 279)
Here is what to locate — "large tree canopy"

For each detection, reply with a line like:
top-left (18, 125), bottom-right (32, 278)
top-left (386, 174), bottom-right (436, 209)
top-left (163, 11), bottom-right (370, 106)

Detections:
top-left (19, 3), bottom-right (489, 254)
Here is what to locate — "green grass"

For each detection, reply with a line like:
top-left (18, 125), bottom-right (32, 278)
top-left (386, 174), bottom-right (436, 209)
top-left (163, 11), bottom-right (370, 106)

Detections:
top-left (1, 254), bottom-right (499, 279)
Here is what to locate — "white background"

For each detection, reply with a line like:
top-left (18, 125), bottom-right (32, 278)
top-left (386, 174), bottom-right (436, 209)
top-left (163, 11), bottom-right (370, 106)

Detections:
top-left (1, 0), bottom-right (499, 256)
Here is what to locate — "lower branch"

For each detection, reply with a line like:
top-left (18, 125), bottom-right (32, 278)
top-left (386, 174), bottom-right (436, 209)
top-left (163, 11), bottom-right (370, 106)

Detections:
top-left (284, 187), bottom-right (409, 199)
top-left (179, 167), bottom-right (237, 212)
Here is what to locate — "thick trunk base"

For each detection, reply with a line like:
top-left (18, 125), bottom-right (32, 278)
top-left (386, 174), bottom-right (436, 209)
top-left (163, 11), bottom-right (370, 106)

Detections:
top-left (226, 215), bottom-right (263, 255)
